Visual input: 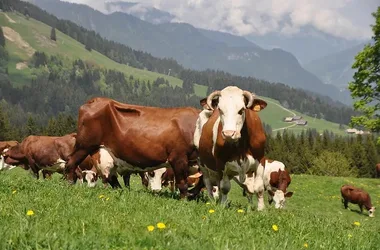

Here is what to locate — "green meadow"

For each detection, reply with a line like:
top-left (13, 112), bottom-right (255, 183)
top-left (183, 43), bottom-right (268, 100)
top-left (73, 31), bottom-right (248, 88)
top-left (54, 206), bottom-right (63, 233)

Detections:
top-left (0, 168), bottom-right (379, 249)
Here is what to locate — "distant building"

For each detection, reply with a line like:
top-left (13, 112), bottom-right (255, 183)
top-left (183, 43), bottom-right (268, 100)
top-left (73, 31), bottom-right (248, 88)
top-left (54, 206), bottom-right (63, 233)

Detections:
top-left (284, 117), bottom-right (293, 122)
top-left (296, 120), bottom-right (308, 126)
top-left (345, 128), bottom-right (371, 135)
top-left (292, 116), bottom-right (302, 120)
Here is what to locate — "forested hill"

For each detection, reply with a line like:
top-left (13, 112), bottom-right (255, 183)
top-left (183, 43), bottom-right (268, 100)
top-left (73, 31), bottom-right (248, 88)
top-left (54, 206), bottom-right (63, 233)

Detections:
top-left (0, 0), bottom-right (357, 140)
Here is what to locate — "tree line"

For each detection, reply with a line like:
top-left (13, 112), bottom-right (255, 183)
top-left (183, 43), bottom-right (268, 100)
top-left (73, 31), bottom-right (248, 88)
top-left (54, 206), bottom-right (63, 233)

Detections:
top-left (1, 0), bottom-right (358, 126)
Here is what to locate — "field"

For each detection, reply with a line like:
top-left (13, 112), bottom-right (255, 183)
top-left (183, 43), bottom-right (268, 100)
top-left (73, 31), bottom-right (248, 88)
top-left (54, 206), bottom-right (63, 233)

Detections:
top-left (1, 168), bottom-right (379, 249)
top-left (0, 12), bottom-right (182, 88)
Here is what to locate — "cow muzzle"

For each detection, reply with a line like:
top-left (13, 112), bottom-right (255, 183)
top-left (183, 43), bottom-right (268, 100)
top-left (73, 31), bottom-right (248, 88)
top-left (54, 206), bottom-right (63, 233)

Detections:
top-left (222, 130), bottom-right (240, 142)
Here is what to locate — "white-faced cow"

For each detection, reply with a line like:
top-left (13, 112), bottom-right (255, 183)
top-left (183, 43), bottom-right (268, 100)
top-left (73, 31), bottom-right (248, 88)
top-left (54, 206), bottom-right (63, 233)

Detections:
top-left (196, 86), bottom-right (268, 208)
top-left (262, 158), bottom-right (293, 209)
top-left (0, 140), bottom-right (19, 171)
top-left (65, 97), bottom-right (201, 198)
top-left (341, 184), bottom-right (375, 217)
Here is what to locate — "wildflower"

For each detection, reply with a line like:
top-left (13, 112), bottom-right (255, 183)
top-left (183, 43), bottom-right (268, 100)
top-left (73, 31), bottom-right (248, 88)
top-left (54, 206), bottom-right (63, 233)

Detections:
top-left (237, 209), bottom-right (244, 213)
top-left (303, 243), bottom-right (308, 248)
top-left (353, 221), bottom-right (360, 226)
top-left (157, 222), bottom-right (166, 229)
top-left (147, 225), bottom-right (155, 232)
top-left (206, 202), bottom-right (211, 205)
top-left (208, 209), bottom-right (215, 214)
top-left (26, 210), bottom-right (34, 216)
top-left (12, 190), bottom-right (17, 194)
top-left (99, 195), bottom-right (105, 199)
top-left (106, 197), bottom-right (110, 201)
top-left (272, 224), bottom-right (278, 232)
top-left (348, 234), bottom-right (353, 238)
top-left (202, 216), bottom-right (207, 220)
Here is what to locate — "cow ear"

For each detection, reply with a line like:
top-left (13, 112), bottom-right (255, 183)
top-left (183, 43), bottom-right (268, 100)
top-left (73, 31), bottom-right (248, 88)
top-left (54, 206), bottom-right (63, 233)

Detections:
top-left (285, 192), bottom-right (293, 198)
top-left (199, 97), bottom-right (218, 110)
top-left (268, 190), bottom-right (275, 196)
top-left (250, 98), bottom-right (267, 112)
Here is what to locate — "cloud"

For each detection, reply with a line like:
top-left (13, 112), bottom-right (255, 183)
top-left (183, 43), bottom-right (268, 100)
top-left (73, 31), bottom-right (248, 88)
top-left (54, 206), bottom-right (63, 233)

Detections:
top-left (63, 0), bottom-right (376, 40)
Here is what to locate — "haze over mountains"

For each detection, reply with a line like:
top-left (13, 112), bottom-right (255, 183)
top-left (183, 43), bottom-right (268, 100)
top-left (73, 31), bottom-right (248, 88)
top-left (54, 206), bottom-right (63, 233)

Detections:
top-left (27, 0), bottom-right (373, 105)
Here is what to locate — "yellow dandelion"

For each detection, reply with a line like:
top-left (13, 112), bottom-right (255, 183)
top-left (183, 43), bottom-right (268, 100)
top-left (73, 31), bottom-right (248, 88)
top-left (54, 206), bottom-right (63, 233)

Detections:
top-left (348, 234), bottom-right (353, 238)
top-left (12, 190), bottom-right (17, 194)
top-left (237, 209), bottom-right (244, 213)
top-left (208, 209), bottom-right (215, 214)
top-left (147, 225), bottom-right (155, 232)
top-left (206, 202), bottom-right (211, 205)
top-left (99, 195), bottom-right (105, 199)
top-left (272, 224), bottom-right (278, 232)
top-left (353, 221), bottom-right (360, 226)
top-left (26, 210), bottom-right (34, 216)
top-left (303, 243), bottom-right (308, 248)
top-left (106, 197), bottom-right (110, 201)
top-left (157, 222), bottom-right (166, 229)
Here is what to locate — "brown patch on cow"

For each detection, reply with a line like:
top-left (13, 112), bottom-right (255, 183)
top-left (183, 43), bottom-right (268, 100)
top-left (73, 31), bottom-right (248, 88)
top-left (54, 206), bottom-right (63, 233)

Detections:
top-left (341, 184), bottom-right (375, 217)
top-left (269, 169), bottom-right (291, 193)
top-left (0, 140), bottom-right (19, 152)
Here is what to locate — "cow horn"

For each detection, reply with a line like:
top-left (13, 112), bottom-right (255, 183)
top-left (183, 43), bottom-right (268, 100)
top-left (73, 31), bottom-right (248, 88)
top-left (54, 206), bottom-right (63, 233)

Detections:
top-left (243, 90), bottom-right (254, 108)
top-left (206, 90), bottom-right (221, 110)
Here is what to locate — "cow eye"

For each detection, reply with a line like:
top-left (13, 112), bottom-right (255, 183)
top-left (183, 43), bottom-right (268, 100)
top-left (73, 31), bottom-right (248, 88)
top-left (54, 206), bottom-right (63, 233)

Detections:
top-left (238, 108), bottom-right (244, 115)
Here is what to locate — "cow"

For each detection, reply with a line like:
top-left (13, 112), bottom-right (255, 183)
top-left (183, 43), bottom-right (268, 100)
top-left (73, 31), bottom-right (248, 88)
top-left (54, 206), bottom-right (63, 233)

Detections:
top-left (0, 141), bottom-right (19, 171)
top-left (262, 158), bottom-right (293, 209)
top-left (64, 97), bottom-right (201, 198)
top-left (376, 163), bottom-right (380, 178)
top-left (341, 184), bottom-right (375, 217)
top-left (195, 86), bottom-right (268, 208)
top-left (3, 134), bottom-right (76, 178)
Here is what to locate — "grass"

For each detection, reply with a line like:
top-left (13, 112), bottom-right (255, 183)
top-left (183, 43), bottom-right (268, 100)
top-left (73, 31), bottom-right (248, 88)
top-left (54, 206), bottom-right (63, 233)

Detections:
top-left (1, 168), bottom-right (380, 249)
top-left (0, 12), bottom-right (182, 88)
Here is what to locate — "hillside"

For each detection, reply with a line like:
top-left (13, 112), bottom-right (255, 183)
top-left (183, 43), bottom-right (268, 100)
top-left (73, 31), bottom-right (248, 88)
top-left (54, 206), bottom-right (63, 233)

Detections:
top-left (304, 43), bottom-right (367, 91)
top-left (26, 0), bottom-right (348, 104)
top-left (0, 11), bottom-right (350, 135)
top-left (1, 169), bottom-right (379, 249)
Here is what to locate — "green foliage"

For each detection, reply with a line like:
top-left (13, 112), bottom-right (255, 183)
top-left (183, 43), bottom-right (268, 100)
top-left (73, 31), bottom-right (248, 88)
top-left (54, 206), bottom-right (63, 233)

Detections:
top-left (308, 150), bottom-right (358, 177)
top-left (50, 27), bottom-right (56, 41)
top-left (0, 105), bottom-right (13, 141)
top-left (0, 26), bottom-right (5, 47)
top-left (349, 7), bottom-right (380, 140)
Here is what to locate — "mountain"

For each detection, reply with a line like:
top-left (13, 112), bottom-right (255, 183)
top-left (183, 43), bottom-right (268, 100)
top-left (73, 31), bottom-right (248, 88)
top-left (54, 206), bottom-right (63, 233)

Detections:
top-left (104, 1), bottom-right (175, 24)
top-left (26, 0), bottom-right (349, 104)
top-left (304, 43), bottom-right (368, 90)
top-left (246, 26), bottom-right (363, 65)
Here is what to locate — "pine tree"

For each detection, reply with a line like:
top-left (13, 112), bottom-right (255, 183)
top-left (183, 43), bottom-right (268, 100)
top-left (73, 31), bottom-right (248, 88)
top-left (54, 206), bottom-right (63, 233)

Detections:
top-left (0, 106), bottom-right (12, 141)
top-left (26, 116), bottom-right (39, 136)
top-left (0, 26), bottom-right (5, 47)
top-left (50, 27), bottom-right (57, 41)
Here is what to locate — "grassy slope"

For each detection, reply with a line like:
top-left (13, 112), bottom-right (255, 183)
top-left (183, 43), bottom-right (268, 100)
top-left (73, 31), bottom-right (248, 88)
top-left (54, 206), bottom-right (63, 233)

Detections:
top-left (1, 12), bottom-right (346, 135)
top-left (0, 12), bottom-right (182, 87)
top-left (0, 168), bottom-right (379, 249)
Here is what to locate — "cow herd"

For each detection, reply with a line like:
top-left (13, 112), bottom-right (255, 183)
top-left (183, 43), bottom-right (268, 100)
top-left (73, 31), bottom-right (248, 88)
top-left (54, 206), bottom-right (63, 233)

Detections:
top-left (0, 86), bottom-right (376, 217)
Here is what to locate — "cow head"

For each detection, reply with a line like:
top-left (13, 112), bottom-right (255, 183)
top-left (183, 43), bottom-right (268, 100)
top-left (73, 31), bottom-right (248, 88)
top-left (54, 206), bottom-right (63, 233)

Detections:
top-left (0, 149), bottom-right (17, 171)
top-left (145, 168), bottom-right (169, 192)
top-left (268, 169), bottom-right (293, 209)
top-left (82, 170), bottom-right (98, 188)
top-left (206, 86), bottom-right (267, 142)
top-left (369, 206), bottom-right (375, 217)
top-left (2, 144), bottom-right (27, 166)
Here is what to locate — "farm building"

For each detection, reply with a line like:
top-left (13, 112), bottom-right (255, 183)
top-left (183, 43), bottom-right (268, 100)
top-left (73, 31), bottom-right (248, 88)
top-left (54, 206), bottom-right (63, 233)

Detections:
top-left (292, 116), bottom-right (302, 120)
top-left (296, 120), bottom-right (308, 126)
top-left (345, 128), bottom-right (371, 135)
top-left (283, 116), bottom-right (303, 122)
top-left (284, 117), bottom-right (293, 122)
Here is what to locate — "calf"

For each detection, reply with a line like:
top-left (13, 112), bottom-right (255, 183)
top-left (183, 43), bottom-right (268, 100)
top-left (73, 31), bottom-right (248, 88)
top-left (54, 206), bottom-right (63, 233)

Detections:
top-left (341, 184), bottom-right (375, 217)
top-left (262, 158), bottom-right (293, 209)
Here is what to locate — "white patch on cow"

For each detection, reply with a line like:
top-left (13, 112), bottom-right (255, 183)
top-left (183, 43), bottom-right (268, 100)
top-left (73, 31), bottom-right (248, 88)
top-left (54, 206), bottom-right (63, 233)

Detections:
top-left (95, 147), bottom-right (116, 179)
top-left (217, 86), bottom-right (247, 141)
top-left (40, 158), bottom-right (66, 172)
top-left (369, 207), bottom-right (375, 217)
top-left (82, 170), bottom-right (97, 188)
top-left (272, 190), bottom-right (285, 209)
top-left (193, 109), bottom-right (213, 149)
top-left (0, 149), bottom-right (16, 171)
top-left (145, 167), bottom-right (167, 191)
top-left (211, 117), bottom-right (221, 156)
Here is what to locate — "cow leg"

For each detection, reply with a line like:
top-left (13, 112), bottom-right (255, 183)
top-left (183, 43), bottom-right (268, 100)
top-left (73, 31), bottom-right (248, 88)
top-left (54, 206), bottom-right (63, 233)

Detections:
top-left (268, 191), bottom-right (274, 205)
top-left (106, 174), bottom-right (122, 189)
top-left (219, 174), bottom-right (231, 207)
top-left (359, 204), bottom-right (363, 214)
top-left (122, 172), bottom-right (131, 189)
top-left (343, 199), bottom-right (348, 209)
top-left (170, 157), bottom-right (189, 199)
top-left (139, 172), bottom-right (148, 189)
top-left (256, 191), bottom-right (265, 211)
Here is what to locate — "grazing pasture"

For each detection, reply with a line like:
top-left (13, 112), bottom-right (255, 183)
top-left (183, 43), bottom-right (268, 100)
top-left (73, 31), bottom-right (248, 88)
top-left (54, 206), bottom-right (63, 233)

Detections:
top-left (1, 169), bottom-right (379, 249)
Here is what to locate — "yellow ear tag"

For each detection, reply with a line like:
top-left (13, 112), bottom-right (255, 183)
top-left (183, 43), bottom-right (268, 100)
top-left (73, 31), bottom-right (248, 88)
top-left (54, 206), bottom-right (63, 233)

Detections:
top-left (253, 105), bottom-right (261, 112)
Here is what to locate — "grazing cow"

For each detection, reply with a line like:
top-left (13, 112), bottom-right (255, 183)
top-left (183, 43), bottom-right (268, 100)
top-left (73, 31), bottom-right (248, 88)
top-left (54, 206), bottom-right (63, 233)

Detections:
top-left (0, 141), bottom-right (19, 171)
top-left (196, 86), bottom-right (268, 208)
top-left (262, 158), bottom-right (293, 209)
top-left (65, 98), bottom-right (200, 198)
top-left (376, 163), bottom-right (380, 178)
top-left (3, 134), bottom-right (76, 178)
top-left (341, 184), bottom-right (375, 217)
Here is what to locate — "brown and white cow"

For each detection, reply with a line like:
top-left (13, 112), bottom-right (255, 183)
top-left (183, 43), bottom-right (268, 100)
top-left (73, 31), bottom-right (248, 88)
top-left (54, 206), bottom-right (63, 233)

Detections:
top-left (65, 97), bottom-right (200, 198)
top-left (262, 158), bottom-right (293, 209)
top-left (195, 86), bottom-right (268, 208)
top-left (0, 140), bottom-right (19, 171)
top-left (376, 163), bottom-right (380, 178)
top-left (3, 134), bottom-right (76, 178)
top-left (341, 184), bottom-right (375, 217)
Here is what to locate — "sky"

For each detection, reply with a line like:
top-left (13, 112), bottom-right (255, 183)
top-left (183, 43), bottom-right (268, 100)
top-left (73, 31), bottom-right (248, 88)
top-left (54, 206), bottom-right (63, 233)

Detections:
top-left (64, 0), bottom-right (379, 40)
